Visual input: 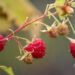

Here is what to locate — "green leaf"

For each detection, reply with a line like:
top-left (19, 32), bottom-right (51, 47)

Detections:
top-left (72, 2), bottom-right (75, 7)
top-left (0, 65), bottom-right (14, 75)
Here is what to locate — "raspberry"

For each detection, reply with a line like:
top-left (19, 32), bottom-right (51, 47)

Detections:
top-left (57, 24), bottom-right (69, 35)
top-left (24, 54), bottom-right (33, 64)
top-left (47, 26), bottom-right (58, 38)
top-left (0, 34), bottom-right (5, 52)
top-left (69, 43), bottom-right (75, 58)
top-left (59, 5), bottom-right (74, 16)
top-left (25, 38), bottom-right (46, 58)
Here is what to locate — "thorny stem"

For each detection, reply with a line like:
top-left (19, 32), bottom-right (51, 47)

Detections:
top-left (0, 11), bottom-right (58, 42)
top-left (0, 10), bottom-right (58, 43)
top-left (6, 15), bottom-right (46, 39)
top-left (13, 36), bottom-right (31, 44)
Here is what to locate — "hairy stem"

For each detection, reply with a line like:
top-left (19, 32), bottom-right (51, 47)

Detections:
top-left (0, 11), bottom-right (58, 42)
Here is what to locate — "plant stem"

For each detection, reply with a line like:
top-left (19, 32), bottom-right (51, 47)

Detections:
top-left (12, 38), bottom-right (23, 55)
top-left (68, 19), bottom-right (75, 34)
top-left (0, 11), bottom-right (58, 42)
top-left (6, 14), bottom-right (46, 38)
top-left (13, 36), bottom-right (31, 44)
top-left (65, 0), bottom-right (68, 5)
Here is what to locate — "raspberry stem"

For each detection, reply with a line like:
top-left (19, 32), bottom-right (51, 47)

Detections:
top-left (68, 18), bottom-right (75, 34)
top-left (0, 11), bottom-right (58, 43)
top-left (13, 36), bottom-right (31, 44)
top-left (6, 14), bottom-right (46, 38)
top-left (12, 37), bottom-right (23, 55)
top-left (50, 12), bottom-right (60, 25)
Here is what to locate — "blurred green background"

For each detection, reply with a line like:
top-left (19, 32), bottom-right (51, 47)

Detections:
top-left (0, 0), bottom-right (75, 75)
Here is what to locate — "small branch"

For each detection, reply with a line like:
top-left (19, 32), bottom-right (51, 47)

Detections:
top-left (49, 11), bottom-right (60, 25)
top-left (65, 0), bottom-right (69, 5)
top-left (68, 18), bottom-right (75, 34)
top-left (69, 0), bottom-right (74, 5)
top-left (12, 38), bottom-right (23, 55)
top-left (6, 14), bottom-right (46, 38)
top-left (6, 11), bottom-right (58, 38)
top-left (13, 36), bottom-right (31, 44)
top-left (0, 11), bottom-right (58, 42)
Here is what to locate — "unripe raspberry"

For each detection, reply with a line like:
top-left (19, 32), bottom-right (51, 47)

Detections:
top-left (24, 54), bottom-right (33, 64)
top-left (59, 5), bottom-right (74, 16)
top-left (0, 34), bottom-right (5, 52)
top-left (65, 6), bottom-right (74, 14)
top-left (57, 24), bottom-right (69, 35)
top-left (69, 43), bottom-right (75, 58)
top-left (25, 38), bottom-right (46, 58)
top-left (47, 26), bottom-right (58, 38)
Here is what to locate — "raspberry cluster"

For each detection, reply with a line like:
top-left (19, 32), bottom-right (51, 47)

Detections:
top-left (0, 0), bottom-right (75, 64)
top-left (25, 38), bottom-right (46, 58)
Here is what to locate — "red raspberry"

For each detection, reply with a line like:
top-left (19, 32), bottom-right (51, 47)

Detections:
top-left (25, 38), bottom-right (46, 58)
top-left (69, 43), bottom-right (75, 58)
top-left (0, 34), bottom-right (5, 52)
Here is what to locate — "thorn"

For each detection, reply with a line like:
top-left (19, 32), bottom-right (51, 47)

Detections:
top-left (24, 17), bottom-right (29, 23)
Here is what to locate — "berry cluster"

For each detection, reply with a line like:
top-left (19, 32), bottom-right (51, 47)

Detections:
top-left (46, 23), bottom-right (69, 38)
top-left (0, 0), bottom-right (75, 64)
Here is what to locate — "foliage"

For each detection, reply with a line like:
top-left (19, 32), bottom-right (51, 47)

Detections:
top-left (0, 65), bottom-right (14, 75)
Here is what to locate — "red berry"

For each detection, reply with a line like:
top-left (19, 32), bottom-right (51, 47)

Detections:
top-left (25, 38), bottom-right (46, 58)
top-left (69, 43), bottom-right (75, 58)
top-left (0, 34), bottom-right (5, 52)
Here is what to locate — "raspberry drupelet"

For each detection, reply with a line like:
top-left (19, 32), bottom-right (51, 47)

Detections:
top-left (25, 38), bottom-right (46, 58)
top-left (69, 43), bottom-right (75, 58)
top-left (0, 34), bottom-right (5, 52)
